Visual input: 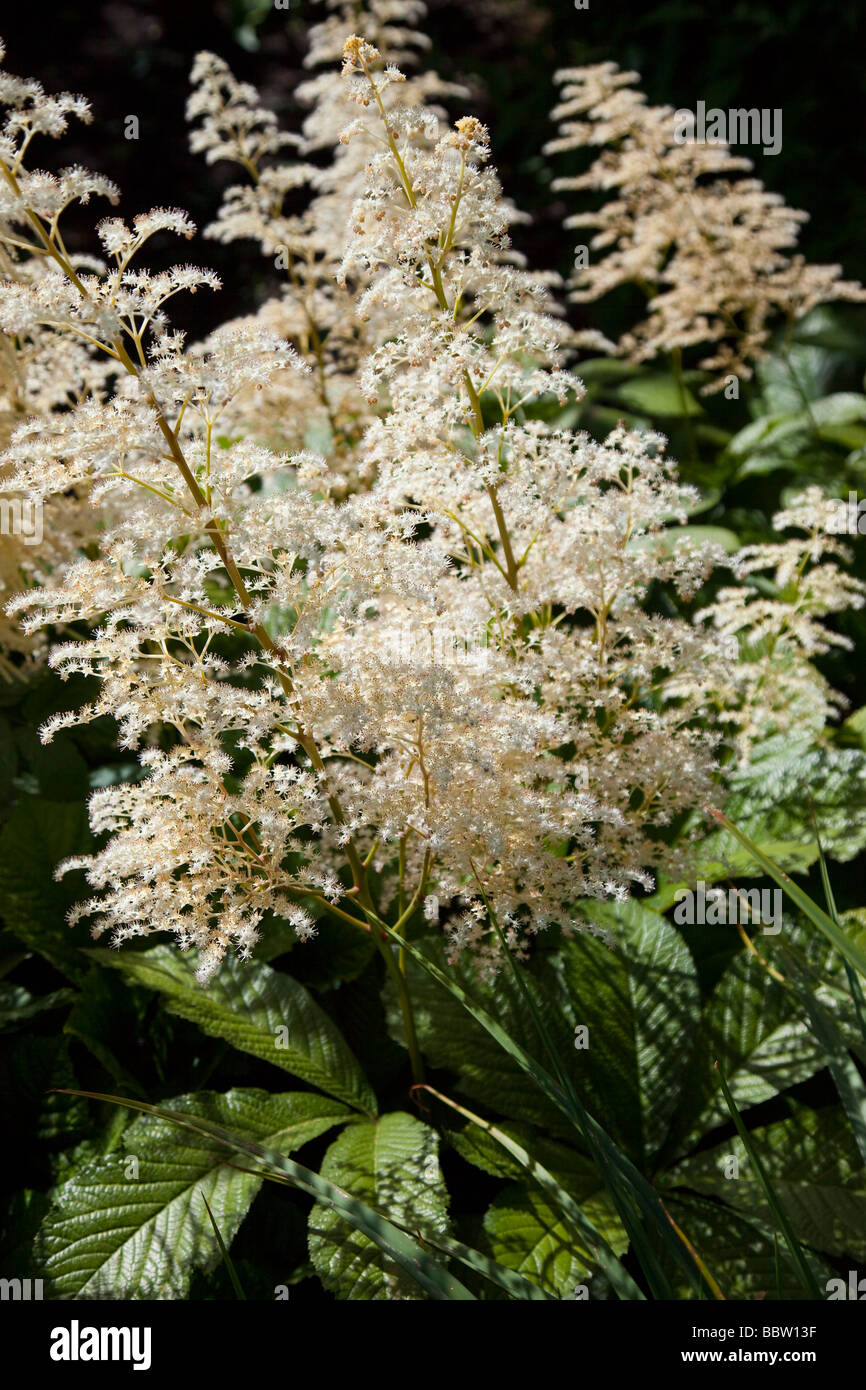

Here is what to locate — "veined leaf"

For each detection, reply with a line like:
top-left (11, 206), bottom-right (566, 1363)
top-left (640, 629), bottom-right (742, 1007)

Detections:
top-left (36, 1089), bottom-right (350, 1299)
top-left (376, 921), bottom-right (715, 1299)
top-left (549, 900), bottom-right (700, 1166)
top-left (50, 1090), bottom-right (475, 1301)
top-left (484, 1187), bottom-right (621, 1300)
top-left (307, 1112), bottom-right (452, 1300)
top-left (384, 936), bottom-right (574, 1134)
top-left (90, 944), bottom-right (377, 1114)
top-left (711, 812), bottom-right (866, 979)
top-left (713, 1067), bottom-right (821, 1298)
top-left (0, 982), bottom-right (73, 1032)
top-left (0, 799), bottom-right (92, 983)
top-left (672, 950), bottom-right (827, 1151)
top-left (429, 1088), bottom-right (637, 1299)
top-left (782, 956), bottom-right (866, 1164)
top-left (663, 1196), bottom-right (834, 1301)
top-left (669, 1106), bottom-right (866, 1264)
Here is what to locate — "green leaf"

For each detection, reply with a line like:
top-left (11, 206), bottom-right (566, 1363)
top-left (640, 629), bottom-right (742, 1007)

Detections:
top-left (483, 1182), bottom-right (626, 1299)
top-left (434, 1092), bottom-right (637, 1298)
top-left (728, 385), bottom-right (863, 461)
top-left (673, 951), bottom-right (827, 1149)
top-left (428, 1089), bottom-right (636, 1295)
top-left (378, 924), bottom-right (713, 1299)
top-left (449, 1118), bottom-right (587, 1182)
top-left (756, 345), bottom-right (837, 414)
top-left (288, 912), bottom-right (376, 989)
top-left (646, 524), bottom-right (741, 554)
top-left (712, 813), bottom-right (866, 980)
top-left (670, 1106), bottom-right (866, 1264)
top-left (549, 901), bottom-right (701, 1166)
top-left (14, 726), bottom-right (89, 802)
top-left (615, 374), bottom-right (703, 417)
top-left (63, 966), bottom-right (147, 1096)
top-left (53, 1090), bottom-right (475, 1300)
top-left (307, 1112), bottom-right (452, 1300)
top-left (840, 705), bottom-right (866, 750)
top-left (783, 957), bottom-right (866, 1164)
top-left (712, 1067), bottom-right (822, 1298)
top-left (36, 1089), bottom-right (349, 1299)
top-left (384, 1219), bottom-right (556, 1299)
top-left (809, 393), bottom-right (866, 426)
top-left (577, 357), bottom-right (643, 382)
top-left (690, 742), bottom-right (866, 881)
top-left (0, 1034), bottom-right (88, 1156)
top-left (90, 944), bottom-right (377, 1114)
top-left (789, 307), bottom-right (865, 356)
top-left (384, 937), bottom-right (573, 1134)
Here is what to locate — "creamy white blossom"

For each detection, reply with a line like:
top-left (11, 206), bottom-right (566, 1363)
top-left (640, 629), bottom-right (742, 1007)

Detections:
top-left (0, 26), bottom-right (861, 982)
top-left (546, 63), bottom-right (866, 388)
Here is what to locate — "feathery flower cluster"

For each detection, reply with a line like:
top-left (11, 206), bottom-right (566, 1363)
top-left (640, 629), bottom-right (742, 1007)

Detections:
top-left (0, 27), bottom-right (861, 980)
top-left (0, 47), bottom-right (115, 676)
top-left (186, 0), bottom-right (463, 491)
top-left (696, 487), bottom-right (866, 763)
top-left (546, 63), bottom-right (866, 388)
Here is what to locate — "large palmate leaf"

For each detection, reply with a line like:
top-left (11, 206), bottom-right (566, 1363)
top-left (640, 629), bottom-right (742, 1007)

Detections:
top-left (670, 951), bottom-right (827, 1153)
top-left (542, 901), bottom-right (700, 1165)
top-left (36, 1089), bottom-right (350, 1299)
top-left (53, 1090), bottom-right (475, 1300)
top-left (90, 945), bottom-right (376, 1114)
top-left (668, 1106), bottom-right (866, 1262)
top-left (308, 1112), bottom-right (451, 1300)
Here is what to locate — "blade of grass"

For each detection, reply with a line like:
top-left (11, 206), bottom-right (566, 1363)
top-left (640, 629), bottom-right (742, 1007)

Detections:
top-left (417, 1084), bottom-right (645, 1300)
top-left (223, 1155), bottom-right (556, 1301)
top-left (782, 952), bottom-right (866, 1165)
top-left (53, 1090), bottom-right (476, 1302)
top-left (200, 1189), bottom-right (246, 1299)
top-left (709, 809), bottom-right (866, 978)
top-left (809, 799), bottom-right (866, 1046)
top-left (714, 1062), bottom-right (822, 1299)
